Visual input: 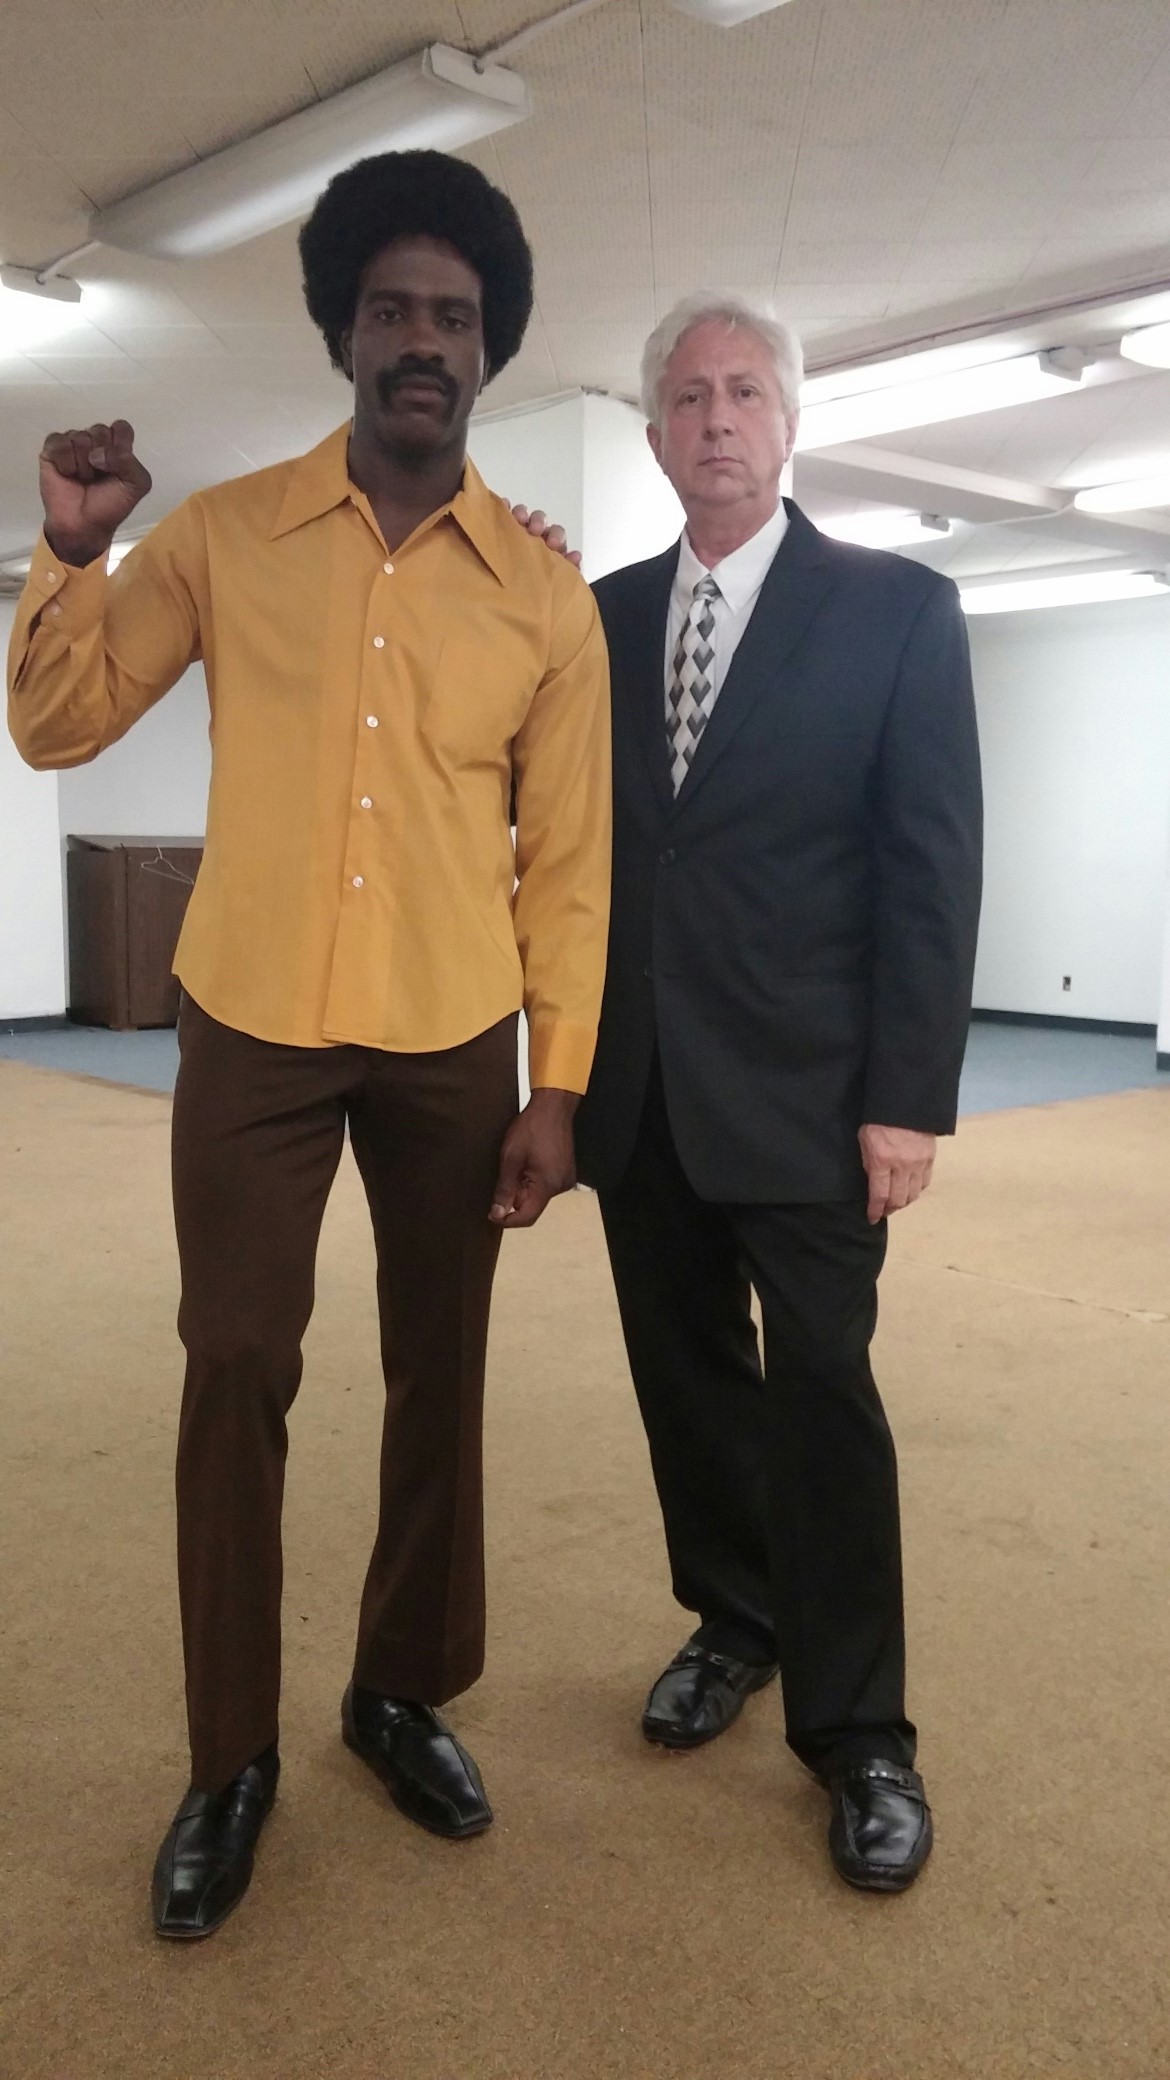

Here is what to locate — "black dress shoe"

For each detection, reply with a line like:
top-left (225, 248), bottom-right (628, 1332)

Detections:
top-left (341, 1682), bottom-right (492, 1839)
top-left (641, 1642), bottom-right (779, 1750)
top-left (151, 1745), bottom-right (279, 1940)
top-left (826, 1759), bottom-right (933, 1893)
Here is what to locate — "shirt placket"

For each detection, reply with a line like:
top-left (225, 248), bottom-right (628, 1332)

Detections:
top-left (322, 548), bottom-right (399, 1038)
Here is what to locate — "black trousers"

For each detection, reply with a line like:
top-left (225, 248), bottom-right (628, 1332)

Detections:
top-left (598, 1058), bottom-right (915, 1774)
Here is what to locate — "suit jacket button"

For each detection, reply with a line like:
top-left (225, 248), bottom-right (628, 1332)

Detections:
top-left (659, 847), bottom-right (676, 865)
top-left (642, 965), bottom-right (652, 979)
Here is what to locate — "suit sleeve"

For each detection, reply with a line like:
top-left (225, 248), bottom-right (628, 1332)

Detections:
top-left (862, 577), bottom-right (982, 1134)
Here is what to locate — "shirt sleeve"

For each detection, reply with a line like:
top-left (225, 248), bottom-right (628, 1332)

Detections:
top-left (6, 503), bottom-right (205, 771)
top-left (512, 569), bottom-right (612, 1095)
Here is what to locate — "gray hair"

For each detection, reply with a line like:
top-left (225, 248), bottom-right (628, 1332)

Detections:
top-left (640, 293), bottom-right (804, 426)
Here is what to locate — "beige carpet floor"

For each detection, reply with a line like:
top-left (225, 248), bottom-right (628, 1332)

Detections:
top-left (1, 1059), bottom-right (1169, 2080)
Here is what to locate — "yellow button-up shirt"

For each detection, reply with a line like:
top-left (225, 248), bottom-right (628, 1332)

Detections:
top-left (7, 425), bottom-right (612, 1092)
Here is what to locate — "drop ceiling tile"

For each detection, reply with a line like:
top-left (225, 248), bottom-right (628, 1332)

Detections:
top-left (0, 360), bottom-right (63, 389)
top-left (935, 136), bottom-right (1106, 190)
top-left (913, 191), bottom-right (1069, 242)
top-left (770, 283), bottom-right (895, 323)
top-left (85, 323), bottom-right (232, 359)
top-left (777, 242), bottom-right (913, 285)
top-left (899, 241), bottom-right (1043, 284)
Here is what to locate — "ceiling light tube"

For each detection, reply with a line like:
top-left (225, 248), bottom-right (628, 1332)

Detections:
top-left (960, 569), bottom-right (1170, 615)
top-left (1073, 471), bottom-right (1170, 514)
top-left (87, 44), bottom-right (531, 260)
top-left (797, 350), bottom-right (1085, 452)
top-left (668, 0), bottom-right (797, 21)
top-left (819, 510), bottom-right (952, 550)
top-left (1118, 321), bottom-right (1170, 371)
top-left (0, 274), bottom-right (89, 354)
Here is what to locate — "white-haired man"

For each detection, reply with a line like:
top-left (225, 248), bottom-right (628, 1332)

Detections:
top-left (573, 295), bottom-right (982, 1890)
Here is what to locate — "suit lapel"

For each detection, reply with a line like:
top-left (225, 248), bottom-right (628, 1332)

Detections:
top-left (673, 503), bottom-right (835, 815)
top-left (623, 543), bottom-right (678, 814)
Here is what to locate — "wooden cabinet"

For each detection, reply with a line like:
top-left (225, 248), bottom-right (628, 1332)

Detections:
top-left (66, 836), bottom-right (204, 1029)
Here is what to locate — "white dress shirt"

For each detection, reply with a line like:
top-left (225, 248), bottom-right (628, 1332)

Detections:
top-left (665, 498), bottom-right (790, 704)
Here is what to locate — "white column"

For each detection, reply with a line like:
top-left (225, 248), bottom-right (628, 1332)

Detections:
top-left (0, 600), bottom-right (66, 1023)
top-left (1158, 854), bottom-right (1170, 1069)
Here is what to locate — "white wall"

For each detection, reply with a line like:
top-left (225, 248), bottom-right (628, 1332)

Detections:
top-left (1158, 855), bottom-right (1170, 1061)
top-left (0, 599), bottom-right (67, 1022)
top-left (580, 392), bottom-right (683, 579)
top-left (468, 392), bottom-right (586, 547)
top-left (969, 594), bottom-right (1170, 1025)
top-left (469, 388), bottom-right (686, 579)
top-left (56, 664), bottom-right (211, 841)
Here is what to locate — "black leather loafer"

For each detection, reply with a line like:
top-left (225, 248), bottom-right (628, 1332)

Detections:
top-left (151, 1745), bottom-right (279, 1940)
top-left (826, 1759), bottom-right (933, 1893)
top-left (341, 1683), bottom-right (492, 1839)
top-left (641, 1642), bottom-right (779, 1750)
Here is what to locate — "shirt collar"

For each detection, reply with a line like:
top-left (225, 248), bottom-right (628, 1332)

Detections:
top-left (269, 421), bottom-right (507, 585)
top-left (676, 497), bottom-right (790, 613)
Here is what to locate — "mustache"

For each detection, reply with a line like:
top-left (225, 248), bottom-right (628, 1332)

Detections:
top-left (376, 358), bottom-right (458, 409)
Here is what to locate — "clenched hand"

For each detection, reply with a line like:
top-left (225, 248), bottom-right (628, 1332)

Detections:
top-left (489, 1088), bottom-right (580, 1229)
top-left (858, 1123), bottom-right (937, 1224)
top-left (39, 418), bottom-right (152, 569)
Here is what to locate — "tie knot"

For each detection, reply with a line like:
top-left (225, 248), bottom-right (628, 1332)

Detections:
top-left (694, 574), bottom-right (720, 602)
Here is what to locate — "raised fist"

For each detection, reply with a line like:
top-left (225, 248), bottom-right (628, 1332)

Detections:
top-left (39, 420), bottom-right (153, 568)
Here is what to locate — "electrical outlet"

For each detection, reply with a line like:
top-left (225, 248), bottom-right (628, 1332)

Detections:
top-left (1062, 976), bottom-right (1071, 991)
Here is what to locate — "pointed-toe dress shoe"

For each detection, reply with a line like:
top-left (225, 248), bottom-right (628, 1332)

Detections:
top-left (826, 1759), bottom-right (933, 1893)
top-left (151, 1745), bottom-right (279, 1940)
top-left (641, 1642), bottom-right (779, 1750)
top-left (341, 1682), bottom-right (492, 1839)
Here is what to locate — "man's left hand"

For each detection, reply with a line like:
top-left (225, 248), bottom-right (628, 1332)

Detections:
top-left (489, 1088), bottom-right (580, 1229)
top-left (509, 503), bottom-right (582, 568)
top-left (858, 1123), bottom-right (937, 1225)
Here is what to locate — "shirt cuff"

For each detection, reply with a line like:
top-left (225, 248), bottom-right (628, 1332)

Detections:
top-left (26, 530), bottom-right (109, 622)
top-left (528, 1017), bottom-right (597, 1096)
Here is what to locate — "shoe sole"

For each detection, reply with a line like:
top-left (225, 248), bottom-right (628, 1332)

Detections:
top-left (154, 1891), bottom-right (246, 1941)
top-left (832, 1860), bottom-right (929, 1894)
top-left (341, 1715), bottom-right (493, 1841)
top-left (641, 1664), bottom-right (779, 1750)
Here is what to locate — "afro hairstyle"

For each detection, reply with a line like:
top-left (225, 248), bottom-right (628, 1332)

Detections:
top-left (299, 149), bottom-right (534, 383)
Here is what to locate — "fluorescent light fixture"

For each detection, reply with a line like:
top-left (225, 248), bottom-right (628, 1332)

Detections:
top-left (961, 568), bottom-right (1170, 615)
top-left (820, 510), bottom-right (952, 550)
top-left (1073, 469), bottom-right (1170, 514)
top-left (0, 264), bottom-right (82, 306)
top-left (1118, 321), bottom-right (1170, 371)
top-left (87, 44), bottom-right (531, 260)
top-left (797, 350), bottom-right (1084, 451)
top-left (668, 0), bottom-right (796, 20)
top-left (0, 272), bottom-right (88, 354)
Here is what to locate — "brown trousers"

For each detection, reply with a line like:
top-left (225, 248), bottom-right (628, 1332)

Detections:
top-left (171, 995), bottom-right (518, 1793)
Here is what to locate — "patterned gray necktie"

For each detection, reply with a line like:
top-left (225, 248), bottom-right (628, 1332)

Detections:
top-left (666, 573), bottom-right (720, 795)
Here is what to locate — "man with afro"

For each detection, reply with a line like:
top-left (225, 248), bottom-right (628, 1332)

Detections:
top-left (8, 149), bottom-right (611, 1939)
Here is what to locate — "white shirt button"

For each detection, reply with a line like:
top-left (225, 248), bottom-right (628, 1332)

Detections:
top-left (352, 876), bottom-right (364, 889)
top-left (366, 715), bottom-right (379, 728)
top-left (373, 635), bottom-right (385, 649)
top-left (383, 562), bottom-right (394, 575)
top-left (360, 796), bottom-right (373, 809)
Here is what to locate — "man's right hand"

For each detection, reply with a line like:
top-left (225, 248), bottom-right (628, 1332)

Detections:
top-left (39, 420), bottom-right (152, 568)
